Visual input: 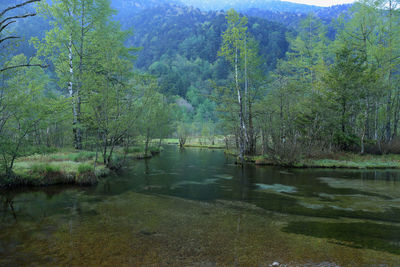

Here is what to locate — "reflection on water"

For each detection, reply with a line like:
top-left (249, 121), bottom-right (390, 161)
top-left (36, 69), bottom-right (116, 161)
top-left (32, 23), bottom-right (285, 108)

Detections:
top-left (1, 146), bottom-right (400, 265)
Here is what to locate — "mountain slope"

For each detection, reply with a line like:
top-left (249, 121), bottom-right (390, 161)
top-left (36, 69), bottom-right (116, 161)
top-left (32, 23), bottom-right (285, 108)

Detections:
top-left (180, 0), bottom-right (321, 13)
top-left (123, 4), bottom-right (290, 70)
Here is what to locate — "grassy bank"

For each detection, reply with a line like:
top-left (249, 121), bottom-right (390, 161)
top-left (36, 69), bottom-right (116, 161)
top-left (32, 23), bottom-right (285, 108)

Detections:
top-left (0, 150), bottom-right (108, 187)
top-left (297, 153), bottom-right (400, 169)
top-left (225, 150), bottom-right (400, 169)
top-left (0, 145), bottom-right (164, 188)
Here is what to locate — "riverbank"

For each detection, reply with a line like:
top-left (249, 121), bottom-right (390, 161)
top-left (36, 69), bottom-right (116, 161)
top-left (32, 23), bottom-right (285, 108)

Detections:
top-left (0, 146), bottom-right (163, 188)
top-left (225, 150), bottom-right (400, 169)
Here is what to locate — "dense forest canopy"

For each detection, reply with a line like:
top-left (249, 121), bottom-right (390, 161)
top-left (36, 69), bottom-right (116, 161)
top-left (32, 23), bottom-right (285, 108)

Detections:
top-left (2, 0), bottom-right (400, 177)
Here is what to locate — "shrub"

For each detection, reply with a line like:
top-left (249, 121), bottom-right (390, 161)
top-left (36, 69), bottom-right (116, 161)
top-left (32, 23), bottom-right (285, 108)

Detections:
top-left (107, 154), bottom-right (123, 170)
top-left (381, 137), bottom-right (400, 154)
top-left (333, 132), bottom-right (360, 151)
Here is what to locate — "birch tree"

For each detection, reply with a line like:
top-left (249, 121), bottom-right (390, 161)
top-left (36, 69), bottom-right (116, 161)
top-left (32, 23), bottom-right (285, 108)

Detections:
top-left (219, 10), bottom-right (264, 160)
top-left (35, 0), bottom-right (112, 149)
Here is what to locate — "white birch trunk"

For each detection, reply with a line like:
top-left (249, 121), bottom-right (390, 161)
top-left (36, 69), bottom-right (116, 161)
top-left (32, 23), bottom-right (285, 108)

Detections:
top-left (68, 34), bottom-right (77, 129)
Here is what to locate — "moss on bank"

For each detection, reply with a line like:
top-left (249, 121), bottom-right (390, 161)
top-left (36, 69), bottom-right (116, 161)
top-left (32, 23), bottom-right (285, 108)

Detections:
top-left (225, 150), bottom-right (400, 169)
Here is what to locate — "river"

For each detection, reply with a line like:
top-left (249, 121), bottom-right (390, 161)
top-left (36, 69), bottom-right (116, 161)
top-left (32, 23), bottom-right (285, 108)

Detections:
top-left (1, 146), bottom-right (400, 266)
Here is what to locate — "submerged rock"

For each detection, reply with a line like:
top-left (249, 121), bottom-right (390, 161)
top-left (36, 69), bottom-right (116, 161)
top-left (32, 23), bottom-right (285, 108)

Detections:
top-left (139, 230), bottom-right (156, 236)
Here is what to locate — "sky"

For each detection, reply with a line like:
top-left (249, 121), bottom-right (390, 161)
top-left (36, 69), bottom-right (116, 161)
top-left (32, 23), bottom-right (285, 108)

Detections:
top-left (285, 0), bottom-right (356, 6)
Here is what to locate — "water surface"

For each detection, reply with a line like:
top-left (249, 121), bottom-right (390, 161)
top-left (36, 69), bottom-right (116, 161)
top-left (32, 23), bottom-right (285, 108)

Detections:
top-left (1, 146), bottom-right (400, 266)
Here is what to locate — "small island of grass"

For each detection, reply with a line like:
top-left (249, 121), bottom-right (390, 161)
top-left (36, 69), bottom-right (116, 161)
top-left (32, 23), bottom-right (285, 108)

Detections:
top-left (0, 144), bottom-right (164, 188)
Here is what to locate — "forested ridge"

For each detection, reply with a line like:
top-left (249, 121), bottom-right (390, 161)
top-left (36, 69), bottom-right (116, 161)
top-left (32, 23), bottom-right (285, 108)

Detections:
top-left (1, 0), bottom-right (400, 184)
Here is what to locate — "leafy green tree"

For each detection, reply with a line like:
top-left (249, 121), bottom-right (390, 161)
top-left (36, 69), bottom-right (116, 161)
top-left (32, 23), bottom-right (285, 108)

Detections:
top-left (0, 55), bottom-right (54, 177)
top-left (218, 9), bottom-right (264, 158)
top-left (84, 21), bottom-right (139, 167)
top-left (35, 0), bottom-right (114, 149)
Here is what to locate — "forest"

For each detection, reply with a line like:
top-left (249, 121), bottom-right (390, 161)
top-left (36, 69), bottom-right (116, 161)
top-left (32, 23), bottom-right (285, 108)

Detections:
top-left (1, 0), bottom-right (400, 186)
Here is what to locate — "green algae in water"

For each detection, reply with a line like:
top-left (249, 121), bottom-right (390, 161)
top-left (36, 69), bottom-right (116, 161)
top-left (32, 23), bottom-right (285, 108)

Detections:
top-left (283, 221), bottom-right (400, 255)
top-left (170, 179), bottom-right (217, 189)
top-left (299, 202), bottom-right (325, 210)
top-left (255, 183), bottom-right (297, 193)
top-left (213, 174), bottom-right (233, 180)
top-left (319, 177), bottom-right (400, 199)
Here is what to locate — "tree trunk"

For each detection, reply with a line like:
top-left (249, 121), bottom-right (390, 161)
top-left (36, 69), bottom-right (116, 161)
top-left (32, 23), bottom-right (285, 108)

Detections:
top-left (145, 129), bottom-right (150, 155)
top-left (361, 132), bottom-right (365, 154)
top-left (386, 90), bottom-right (392, 143)
top-left (341, 98), bottom-right (346, 133)
top-left (158, 138), bottom-right (162, 150)
top-left (68, 34), bottom-right (80, 150)
top-left (75, 0), bottom-right (86, 150)
top-left (385, 0), bottom-right (393, 143)
top-left (247, 99), bottom-right (255, 155)
top-left (235, 44), bottom-right (247, 163)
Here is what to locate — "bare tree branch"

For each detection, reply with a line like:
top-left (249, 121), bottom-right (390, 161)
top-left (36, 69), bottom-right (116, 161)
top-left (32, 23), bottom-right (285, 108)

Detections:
top-left (0, 13), bottom-right (36, 29)
top-left (0, 0), bottom-right (41, 52)
top-left (0, 20), bottom-right (16, 33)
top-left (0, 36), bottom-right (20, 44)
top-left (0, 0), bottom-right (41, 18)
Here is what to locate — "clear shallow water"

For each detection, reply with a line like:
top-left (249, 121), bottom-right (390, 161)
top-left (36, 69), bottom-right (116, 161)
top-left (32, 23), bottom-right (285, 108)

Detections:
top-left (1, 146), bottom-right (400, 266)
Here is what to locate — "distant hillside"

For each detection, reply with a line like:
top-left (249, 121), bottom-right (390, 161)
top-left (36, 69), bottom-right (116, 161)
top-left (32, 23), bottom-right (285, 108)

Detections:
top-left (112, 0), bottom-right (352, 30)
top-left (111, 0), bottom-right (181, 15)
top-left (180, 0), bottom-right (321, 13)
top-left (122, 4), bottom-right (290, 70)
top-left (244, 4), bottom-right (351, 28)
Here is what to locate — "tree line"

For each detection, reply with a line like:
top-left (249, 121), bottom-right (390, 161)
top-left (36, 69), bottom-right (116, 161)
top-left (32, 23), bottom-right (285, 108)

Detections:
top-left (216, 0), bottom-right (400, 163)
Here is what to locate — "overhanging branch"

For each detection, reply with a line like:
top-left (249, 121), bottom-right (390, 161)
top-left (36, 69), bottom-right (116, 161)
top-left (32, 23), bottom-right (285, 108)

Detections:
top-left (0, 0), bottom-right (41, 18)
top-left (0, 36), bottom-right (19, 44)
top-left (0, 21), bottom-right (16, 33)
top-left (0, 13), bottom-right (36, 28)
top-left (0, 63), bottom-right (48, 73)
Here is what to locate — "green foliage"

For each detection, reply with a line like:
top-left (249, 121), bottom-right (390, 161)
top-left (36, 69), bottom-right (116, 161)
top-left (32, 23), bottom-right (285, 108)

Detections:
top-left (333, 132), bottom-right (360, 151)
